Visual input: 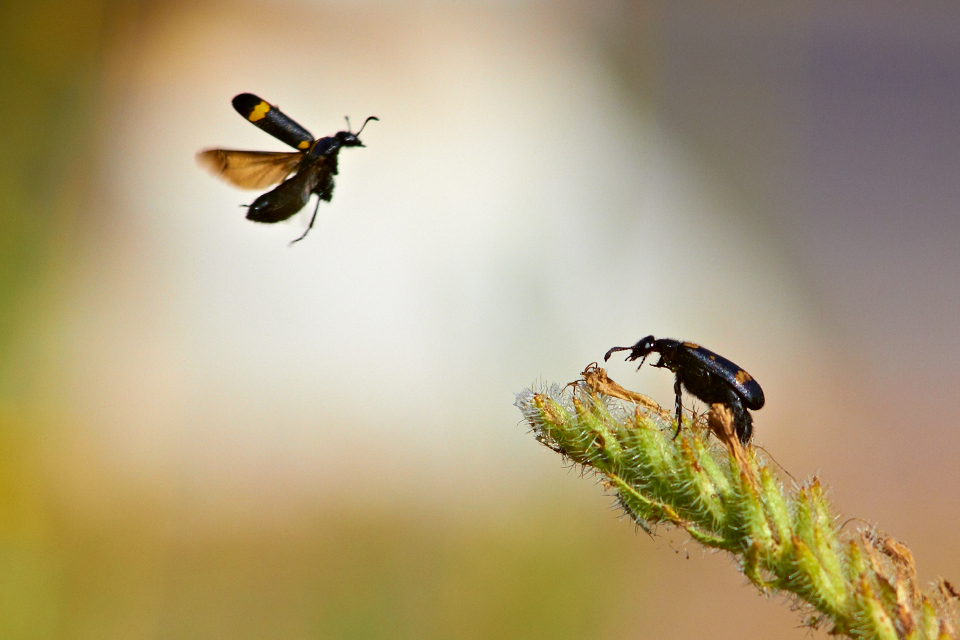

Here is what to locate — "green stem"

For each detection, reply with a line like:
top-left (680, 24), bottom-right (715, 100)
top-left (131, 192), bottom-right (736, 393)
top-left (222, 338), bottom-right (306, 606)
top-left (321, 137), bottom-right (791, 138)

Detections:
top-left (516, 382), bottom-right (959, 640)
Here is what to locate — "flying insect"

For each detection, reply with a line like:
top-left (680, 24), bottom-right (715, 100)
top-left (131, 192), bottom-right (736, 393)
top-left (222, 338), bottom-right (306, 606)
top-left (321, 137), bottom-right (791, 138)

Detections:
top-left (197, 93), bottom-right (377, 244)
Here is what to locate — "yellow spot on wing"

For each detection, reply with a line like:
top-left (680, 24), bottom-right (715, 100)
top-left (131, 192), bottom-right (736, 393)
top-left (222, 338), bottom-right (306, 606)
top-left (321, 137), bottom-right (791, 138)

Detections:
top-left (249, 101), bottom-right (271, 121)
top-left (683, 342), bottom-right (699, 349)
top-left (735, 370), bottom-right (753, 383)
top-left (298, 140), bottom-right (310, 149)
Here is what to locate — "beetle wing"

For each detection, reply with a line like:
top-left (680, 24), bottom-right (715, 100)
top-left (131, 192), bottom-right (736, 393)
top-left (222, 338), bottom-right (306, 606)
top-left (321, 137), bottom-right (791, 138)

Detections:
top-left (687, 346), bottom-right (765, 410)
top-left (232, 94), bottom-right (315, 151)
top-left (196, 149), bottom-right (303, 190)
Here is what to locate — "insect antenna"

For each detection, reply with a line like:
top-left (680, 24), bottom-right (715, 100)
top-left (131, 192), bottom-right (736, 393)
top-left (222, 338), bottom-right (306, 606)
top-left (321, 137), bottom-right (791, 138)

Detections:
top-left (603, 345), bottom-right (632, 361)
top-left (343, 115), bottom-right (379, 134)
top-left (354, 116), bottom-right (378, 135)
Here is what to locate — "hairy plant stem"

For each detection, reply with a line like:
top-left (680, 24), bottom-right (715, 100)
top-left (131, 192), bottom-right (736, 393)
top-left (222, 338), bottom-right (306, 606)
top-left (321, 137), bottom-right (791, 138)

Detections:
top-left (516, 372), bottom-right (959, 640)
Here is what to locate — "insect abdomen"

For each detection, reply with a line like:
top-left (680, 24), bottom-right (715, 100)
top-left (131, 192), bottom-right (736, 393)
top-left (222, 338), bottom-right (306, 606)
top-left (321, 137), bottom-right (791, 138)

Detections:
top-left (246, 167), bottom-right (318, 223)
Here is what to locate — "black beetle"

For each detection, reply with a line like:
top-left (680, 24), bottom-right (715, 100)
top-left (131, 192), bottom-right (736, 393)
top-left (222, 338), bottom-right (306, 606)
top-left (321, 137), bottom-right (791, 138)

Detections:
top-left (604, 336), bottom-right (764, 443)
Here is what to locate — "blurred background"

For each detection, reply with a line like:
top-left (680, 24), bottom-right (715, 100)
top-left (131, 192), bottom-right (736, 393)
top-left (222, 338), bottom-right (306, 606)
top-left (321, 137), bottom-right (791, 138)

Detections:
top-left (2, 1), bottom-right (960, 638)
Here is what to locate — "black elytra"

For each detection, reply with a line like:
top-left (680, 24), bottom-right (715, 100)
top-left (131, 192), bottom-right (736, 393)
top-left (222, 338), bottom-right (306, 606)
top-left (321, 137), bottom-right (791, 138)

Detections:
top-left (604, 336), bottom-right (764, 443)
top-left (197, 93), bottom-right (377, 244)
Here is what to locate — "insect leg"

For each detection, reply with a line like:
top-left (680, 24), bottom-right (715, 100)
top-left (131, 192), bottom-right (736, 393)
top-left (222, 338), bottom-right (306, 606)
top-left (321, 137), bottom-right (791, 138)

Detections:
top-left (673, 376), bottom-right (684, 439)
top-left (289, 196), bottom-right (323, 245)
top-left (726, 395), bottom-right (753, 444)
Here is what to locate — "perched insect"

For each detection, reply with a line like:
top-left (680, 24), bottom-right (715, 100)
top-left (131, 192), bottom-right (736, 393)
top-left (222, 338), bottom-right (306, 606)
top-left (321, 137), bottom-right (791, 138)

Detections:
top-left (604, 336), bottom-right (764, 443)
top-left (197, 93), bottom-right (377, 244)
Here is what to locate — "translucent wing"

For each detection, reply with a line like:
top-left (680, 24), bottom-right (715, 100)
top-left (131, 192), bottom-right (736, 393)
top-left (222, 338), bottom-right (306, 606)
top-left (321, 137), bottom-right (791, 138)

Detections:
top-left (196, 149), bottom-right (303, 190)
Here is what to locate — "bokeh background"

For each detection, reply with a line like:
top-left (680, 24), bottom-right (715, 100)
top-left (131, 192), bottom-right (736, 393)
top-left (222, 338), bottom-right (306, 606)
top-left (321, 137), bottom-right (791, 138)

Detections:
top-left (3, 1), bottom-right (960, 638)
